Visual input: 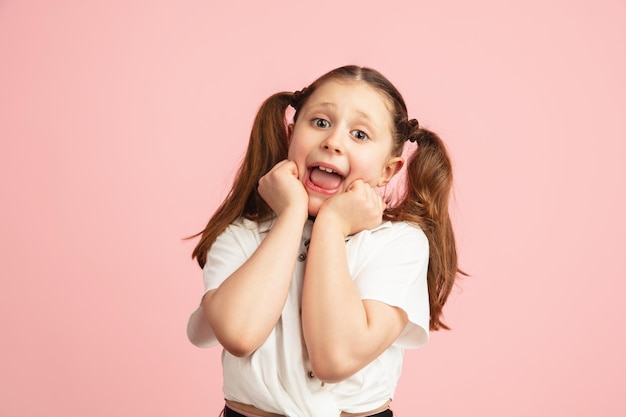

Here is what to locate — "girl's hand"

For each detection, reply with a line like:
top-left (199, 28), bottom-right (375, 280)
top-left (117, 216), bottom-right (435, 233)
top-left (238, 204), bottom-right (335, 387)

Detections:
top-left (258, 160), bottom-right (308, 220)
top-left (318, 179), bottom-right (386, 237)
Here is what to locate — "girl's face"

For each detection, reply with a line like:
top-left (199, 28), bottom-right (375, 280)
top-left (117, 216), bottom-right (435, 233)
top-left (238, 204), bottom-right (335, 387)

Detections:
top-left (288, 79), bottom-right (404, 216)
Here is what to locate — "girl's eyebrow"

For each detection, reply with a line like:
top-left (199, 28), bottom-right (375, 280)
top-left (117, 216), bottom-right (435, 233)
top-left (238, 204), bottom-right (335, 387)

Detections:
top-left (307, 102), bottom-right (336, 111)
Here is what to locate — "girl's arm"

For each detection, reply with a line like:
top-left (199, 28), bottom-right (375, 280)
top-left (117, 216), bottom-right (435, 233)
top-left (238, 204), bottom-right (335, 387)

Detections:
top-left (301, 180), bottom-right (408, 382)
top-left (202, 160), bottom-right (308, 357)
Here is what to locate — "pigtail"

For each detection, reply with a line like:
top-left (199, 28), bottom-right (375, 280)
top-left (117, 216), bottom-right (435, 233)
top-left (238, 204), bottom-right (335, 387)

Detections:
top-left (191, 92), bottom-right (293, 268)
top-left (390, 126), bottom-right (461, 330)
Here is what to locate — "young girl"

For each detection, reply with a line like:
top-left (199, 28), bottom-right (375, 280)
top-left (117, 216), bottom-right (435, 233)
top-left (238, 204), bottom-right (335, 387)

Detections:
top-left (187, 65), bottom-right (461, 417)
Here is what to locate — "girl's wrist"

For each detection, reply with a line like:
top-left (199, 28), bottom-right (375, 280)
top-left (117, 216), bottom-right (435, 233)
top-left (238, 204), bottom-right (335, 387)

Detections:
top-left (313, 210), bottom-right (350, 238)
top-left (277, 205), bottom-right (308, 226)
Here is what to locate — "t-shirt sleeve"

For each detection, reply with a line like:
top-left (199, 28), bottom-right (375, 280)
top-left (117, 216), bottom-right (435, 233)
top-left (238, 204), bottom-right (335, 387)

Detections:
top-left (351, 223), bottom-right (430, 349)
top-left (202, 223), bottom-right (252, 293)
top-left (187, 223), bottom-right (252, 348)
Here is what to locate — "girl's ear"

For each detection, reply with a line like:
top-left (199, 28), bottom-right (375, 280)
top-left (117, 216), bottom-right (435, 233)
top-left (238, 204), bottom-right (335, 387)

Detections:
top-left (378, 157), bottom-right (404, 186)
top-left (287, 123), bottom-right (294, 143)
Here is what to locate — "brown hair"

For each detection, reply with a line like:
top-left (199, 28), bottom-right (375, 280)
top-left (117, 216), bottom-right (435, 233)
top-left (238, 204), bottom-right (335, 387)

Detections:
top-left (191, 65), bottom-right (463, 330)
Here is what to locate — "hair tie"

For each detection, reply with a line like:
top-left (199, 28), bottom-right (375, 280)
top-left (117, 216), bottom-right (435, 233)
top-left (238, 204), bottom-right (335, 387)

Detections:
top-left (406, 118), bottom-right (420, 142)
top-left (290, 87), bottom-right (307, 109)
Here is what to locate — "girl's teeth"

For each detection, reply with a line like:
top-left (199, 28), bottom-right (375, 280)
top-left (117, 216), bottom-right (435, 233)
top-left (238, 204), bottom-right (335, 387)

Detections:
top-left (319, 166), bottom-right (334, 173)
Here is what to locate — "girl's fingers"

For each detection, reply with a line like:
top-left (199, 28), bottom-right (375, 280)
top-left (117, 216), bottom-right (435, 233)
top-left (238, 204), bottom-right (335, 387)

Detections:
top-left (284, 160), bottom-right (300, 178)
top-left (270, 159), bottom-right (299, 178)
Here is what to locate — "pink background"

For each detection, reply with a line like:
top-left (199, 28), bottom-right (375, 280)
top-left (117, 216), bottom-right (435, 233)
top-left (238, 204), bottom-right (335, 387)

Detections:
top-left (1, 0), bottom-right (625, 416)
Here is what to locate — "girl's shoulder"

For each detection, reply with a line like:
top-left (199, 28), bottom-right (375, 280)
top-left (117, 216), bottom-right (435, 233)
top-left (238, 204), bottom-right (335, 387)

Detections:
top-left (230, 216), bottom-right (276, 234)
top-left (368, 220), bottom-right (427, 242)
top-left (348, 220), bottom-right (428, 256)
top-left (213, 217), bottom-right (278, 257)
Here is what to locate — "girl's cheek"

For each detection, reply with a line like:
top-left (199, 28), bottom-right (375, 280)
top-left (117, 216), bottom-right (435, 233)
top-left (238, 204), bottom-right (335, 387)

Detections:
top-left (296, 162), bottom-right (307, 181)
top-left (286, 144), bottom-right (296, 161)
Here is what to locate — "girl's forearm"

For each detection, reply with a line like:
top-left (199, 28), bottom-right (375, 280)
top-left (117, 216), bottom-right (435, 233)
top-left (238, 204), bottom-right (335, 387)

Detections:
top-left (302, 217), bottom-right (407, 382)
top-left (205, 211), bottom-right (305, 357)
top-left (301, 217), bottom-right (373, 381)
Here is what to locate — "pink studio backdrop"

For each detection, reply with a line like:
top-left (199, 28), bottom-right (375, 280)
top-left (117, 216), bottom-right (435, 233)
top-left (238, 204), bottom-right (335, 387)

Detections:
top-left (1, 1), bottom-right (624, 416)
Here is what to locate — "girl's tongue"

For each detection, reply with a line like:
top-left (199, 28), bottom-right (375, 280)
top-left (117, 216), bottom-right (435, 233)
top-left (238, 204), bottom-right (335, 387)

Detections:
top-left (309, 167), bottom-right (343, 190)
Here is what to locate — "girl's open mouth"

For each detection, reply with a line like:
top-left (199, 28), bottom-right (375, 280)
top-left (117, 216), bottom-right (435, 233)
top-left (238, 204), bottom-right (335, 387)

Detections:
top-left (307, 165), bottom-right (345, 192)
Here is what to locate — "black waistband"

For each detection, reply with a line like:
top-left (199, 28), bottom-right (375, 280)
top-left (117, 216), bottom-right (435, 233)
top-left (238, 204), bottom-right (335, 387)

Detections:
top-left (223, 405), bottom-right (393, 417)
top-left (365, 408), bottom-right (393, 417)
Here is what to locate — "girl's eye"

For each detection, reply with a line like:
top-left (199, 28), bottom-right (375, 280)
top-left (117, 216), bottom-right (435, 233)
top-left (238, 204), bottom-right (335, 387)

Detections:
top-left (313, 118), bottom-right (330, 128)
top-left (351, 130), bottom-right (369, 141)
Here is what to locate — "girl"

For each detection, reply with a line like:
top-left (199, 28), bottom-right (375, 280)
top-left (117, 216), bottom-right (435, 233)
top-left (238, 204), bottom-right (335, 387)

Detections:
top-left (187, 65), bottom-right (461, 417)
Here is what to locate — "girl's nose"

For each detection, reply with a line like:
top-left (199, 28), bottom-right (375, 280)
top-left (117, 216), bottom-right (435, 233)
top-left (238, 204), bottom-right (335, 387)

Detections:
top-left (321, 130), bottom-right (344, 154)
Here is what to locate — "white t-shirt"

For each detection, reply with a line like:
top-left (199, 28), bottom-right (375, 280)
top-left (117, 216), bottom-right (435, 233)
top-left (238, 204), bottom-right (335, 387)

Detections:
top-left (187, 217), bottom-right (430, 417)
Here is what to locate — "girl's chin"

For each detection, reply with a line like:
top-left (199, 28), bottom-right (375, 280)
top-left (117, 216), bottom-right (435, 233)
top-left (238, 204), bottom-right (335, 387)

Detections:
top-left (306, 196), bottom-right (328, 217)
top-left (307, 204), bottom-right (321, 218)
